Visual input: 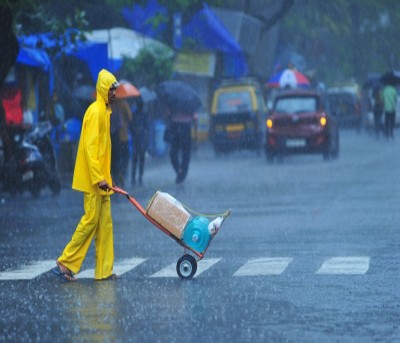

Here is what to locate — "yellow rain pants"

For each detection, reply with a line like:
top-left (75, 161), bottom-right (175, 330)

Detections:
top-left (58, 192), bottom-right (114, 280)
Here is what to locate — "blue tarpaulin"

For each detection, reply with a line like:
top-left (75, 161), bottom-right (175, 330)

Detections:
top-left (122, 2), bottom-right (247, 78)
top-left (16, 43), bottom-right (54, 95)
top-left (122, 0), bottom-right (167, 40)
top-left (67, 42), bottom-right (109, 81)
top-left (17, 46), bottom-right (52, 70)
top-left (182, 4), bottom-right (248, 77)
top-left (18, 31), bottom-right (85, 94)
top-left (18, 32), bottom-right (111, 84)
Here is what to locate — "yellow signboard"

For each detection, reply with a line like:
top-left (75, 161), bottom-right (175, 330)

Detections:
top-left (174, 52), bottom-right (216, 77)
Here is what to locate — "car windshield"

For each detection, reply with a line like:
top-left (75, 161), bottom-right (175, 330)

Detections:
top-left (328, 93), bottom-right (356, 106)
top-left (274, 96), bottom-right (317, 114)
top-left (217, 91), bottom-right (252, 114)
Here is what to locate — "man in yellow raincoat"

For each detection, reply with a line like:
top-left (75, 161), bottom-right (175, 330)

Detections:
top-left (53, 69), bottom-right (120, 282)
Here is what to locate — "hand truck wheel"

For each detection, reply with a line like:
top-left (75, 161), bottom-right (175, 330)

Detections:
top-left (176, 254), bottom-right (197, 280)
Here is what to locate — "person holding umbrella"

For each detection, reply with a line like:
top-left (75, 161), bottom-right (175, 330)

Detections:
top-left (156, 80), bottom-right (201, 185)
top-left (110, 97), bottom-right (132, 187)
top-left (130, 96), bottom-right (149, 187)
top-left (110, 80), bottom-right (139, 186)
top-left (165, 106), bottom-right (195, 184)
top-left (382, 81), bottom-right (397, 139)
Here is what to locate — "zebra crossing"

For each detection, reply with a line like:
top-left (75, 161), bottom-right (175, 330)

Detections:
top-left (233, 257), bottom-right (293, 276)
top-left (0, 256), bottom-right (371, 281)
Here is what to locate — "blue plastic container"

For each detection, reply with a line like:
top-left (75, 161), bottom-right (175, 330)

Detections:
top-left (182, 216), bottom-right (211, 253)
top-left (148, 119), bottom-right (168, 157)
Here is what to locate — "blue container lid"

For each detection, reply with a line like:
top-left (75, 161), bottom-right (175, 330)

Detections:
top-left (182, 216), bottom-right (210, 253)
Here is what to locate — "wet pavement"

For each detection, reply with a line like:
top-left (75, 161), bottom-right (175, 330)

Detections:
top-left (0, 130), bottom-right (399, 342)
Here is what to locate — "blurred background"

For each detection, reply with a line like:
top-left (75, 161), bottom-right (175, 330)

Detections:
top-left (1, 0), bottom-right (400, 175)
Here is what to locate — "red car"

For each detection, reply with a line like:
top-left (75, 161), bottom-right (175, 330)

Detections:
top-left (265, 89), bottom-right (339, 162)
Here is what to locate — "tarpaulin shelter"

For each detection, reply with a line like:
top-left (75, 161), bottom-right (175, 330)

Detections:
top-left (1, 37), bottom-right (57, 125)
top-left (122, 0), bottom-right (167, 40)
top-left (182, 4), bottom-right (248, 77)
top-left (18, 31), bottom-right (109, 85)
top-left (16, 32), bottom-right (107, 126)
top-left (83, 27), bottom-right (173, 76)
top-left (67, 42), bottom-right (109, 82)
top-left (16, 42), bottom-right (54, 95)
top-left (18, 31), bottom-right (105, 93)
top-left (122, 2), bottom-right (248, 78)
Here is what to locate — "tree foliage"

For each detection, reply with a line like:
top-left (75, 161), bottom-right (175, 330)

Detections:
top-left (6, 0), bottom-right (400, 87)
top-left (118, 46), bottom-right (174, 88)
top-left (279, 0), bottom-right (400, 84)
top-left (8, 0), bottom-right (90, 60)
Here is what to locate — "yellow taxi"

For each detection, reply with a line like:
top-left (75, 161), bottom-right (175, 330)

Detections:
top-left (209, 78), bottom-right (267, 155)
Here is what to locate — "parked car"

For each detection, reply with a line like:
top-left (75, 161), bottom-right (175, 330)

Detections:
top-left (209, 78), bottom-right (267, 155)
top-left (265, 89), bottom-right (339, 162)
top-left (327, 86), bottom-right (362, 130)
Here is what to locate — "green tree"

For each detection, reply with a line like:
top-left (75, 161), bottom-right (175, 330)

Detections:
top-left (0, 4), bottom-right (19, 84)
top-left (279, 0), bottom-right (400, 84)
top-left (8, 1), bottom-right (90, 59)
top-left (119, 45), bottom-right (174, 88)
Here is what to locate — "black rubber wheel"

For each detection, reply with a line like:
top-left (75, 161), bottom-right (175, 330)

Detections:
top-left (176, 254), bottom-right (197, 280)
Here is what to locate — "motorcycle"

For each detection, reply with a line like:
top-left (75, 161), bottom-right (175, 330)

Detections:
top-left (0, 121), bottom-right (61, 198)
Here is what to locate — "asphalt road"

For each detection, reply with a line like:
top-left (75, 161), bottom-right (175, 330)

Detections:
top-left (0, 130), bottom-right (399, 342)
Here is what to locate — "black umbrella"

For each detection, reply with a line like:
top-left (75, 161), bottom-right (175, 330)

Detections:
top-left (363, 73), bottom-right (382, 89)
top-left (155, 80), bottom-right (201, 113)
top-left (380, 70), bottom-right (400, 86)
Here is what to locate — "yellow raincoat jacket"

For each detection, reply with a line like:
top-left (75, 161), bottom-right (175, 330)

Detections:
top-left (72, 69), bottom-right (117, 195)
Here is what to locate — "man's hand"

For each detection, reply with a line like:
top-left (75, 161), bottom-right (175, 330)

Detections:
top-left (98, 180), bottom-right (111, 192)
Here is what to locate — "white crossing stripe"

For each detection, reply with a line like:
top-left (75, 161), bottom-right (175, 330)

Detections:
top-left (316, 257), bottom-right (370, 275)
top-left (0, 260), bottom-right (55, 280)
top-left (76, 258), bottom-right (146, 279)
top-left (150, 258), bottom-right (221, 278)
top-left (0, 256), bottom-right (373, 281)
top-left (233, 257), bottom-right (293, 276)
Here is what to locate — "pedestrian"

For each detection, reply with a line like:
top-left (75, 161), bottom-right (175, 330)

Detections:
top-left (49, 91), bottom-right (65, 157)
top-left (52, 69), bottom-right (120, 282)
top-left (111, 98), bottom-right (132, 187)
top-left (164, 106), bottom-right (195, 184)
top-left (382, 82), bottom-right (397, 139)
top-left (130, 96), bottom-right (149, 187)
top-left (110, 97), bottom-right (122, 186)
top-left (371, 86), bottom-right (383, 138)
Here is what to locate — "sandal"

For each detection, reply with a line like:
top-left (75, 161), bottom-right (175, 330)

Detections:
top-left (52, 261), bottom-right (77, 282)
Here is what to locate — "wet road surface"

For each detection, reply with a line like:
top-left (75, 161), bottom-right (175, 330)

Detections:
top-left (0, 130), bottom-right (399, 342)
